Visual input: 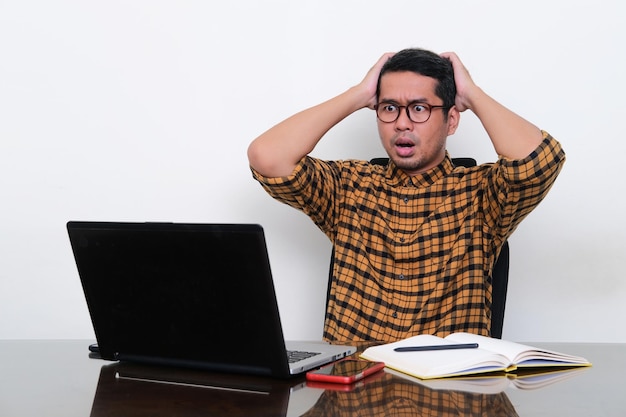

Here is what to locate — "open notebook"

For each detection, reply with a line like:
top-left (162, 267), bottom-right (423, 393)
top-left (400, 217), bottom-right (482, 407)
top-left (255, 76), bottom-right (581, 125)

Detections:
top-left (67, 221), bottom-right (355, 378)
top-left (360, 333), bottom-right (590, 380)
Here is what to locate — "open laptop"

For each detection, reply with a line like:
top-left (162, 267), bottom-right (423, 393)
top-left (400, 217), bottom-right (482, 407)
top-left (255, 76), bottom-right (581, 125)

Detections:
top-left (67, 221), bottom-right (355, 378)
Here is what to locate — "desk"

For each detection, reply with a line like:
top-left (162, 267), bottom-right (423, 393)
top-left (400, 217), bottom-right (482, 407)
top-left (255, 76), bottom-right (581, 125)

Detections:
top-left (1, 340), bottom-right (624, 416)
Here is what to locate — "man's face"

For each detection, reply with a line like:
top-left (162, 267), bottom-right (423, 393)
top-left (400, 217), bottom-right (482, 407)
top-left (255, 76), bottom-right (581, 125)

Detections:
top-left (376, 71), bottom-right (459, 176)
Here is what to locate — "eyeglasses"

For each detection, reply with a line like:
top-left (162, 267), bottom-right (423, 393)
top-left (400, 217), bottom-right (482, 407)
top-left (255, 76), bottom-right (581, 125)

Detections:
top-left (375, 101), bottom-right (450, 124)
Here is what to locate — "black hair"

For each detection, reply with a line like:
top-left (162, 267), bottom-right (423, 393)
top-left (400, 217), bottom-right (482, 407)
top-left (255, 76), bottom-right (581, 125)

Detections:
top-left (376, 48), bottom-right (456, 114)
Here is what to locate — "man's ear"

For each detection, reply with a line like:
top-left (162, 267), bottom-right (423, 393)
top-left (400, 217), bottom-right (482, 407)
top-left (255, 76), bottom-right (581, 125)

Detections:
top-left (446, 106), bottom-right (460, 135)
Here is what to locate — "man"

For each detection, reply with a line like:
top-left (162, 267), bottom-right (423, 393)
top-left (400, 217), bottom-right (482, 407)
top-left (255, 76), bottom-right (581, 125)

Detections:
top-left (247, 48), bottom-right (565, 343)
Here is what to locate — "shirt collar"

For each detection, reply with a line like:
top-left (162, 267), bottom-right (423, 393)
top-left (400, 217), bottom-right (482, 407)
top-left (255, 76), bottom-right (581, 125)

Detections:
top-left (384, 153), bottom-right (455, 187)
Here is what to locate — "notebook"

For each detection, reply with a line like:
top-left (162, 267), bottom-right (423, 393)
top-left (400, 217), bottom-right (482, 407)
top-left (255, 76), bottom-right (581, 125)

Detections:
top-left (67, 221), bottom-right (356, 378)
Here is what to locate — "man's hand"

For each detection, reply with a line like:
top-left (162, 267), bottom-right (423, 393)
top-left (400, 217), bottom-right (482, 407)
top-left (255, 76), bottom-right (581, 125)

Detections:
top-left (358, 52), bottom-right (395, 110)
top-left (440, 51), bottom-right (479, 113)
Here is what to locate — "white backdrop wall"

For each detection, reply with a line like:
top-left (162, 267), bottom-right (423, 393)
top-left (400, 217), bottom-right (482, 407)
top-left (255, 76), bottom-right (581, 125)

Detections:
top-left (1, 0), bottom-right (624, 342)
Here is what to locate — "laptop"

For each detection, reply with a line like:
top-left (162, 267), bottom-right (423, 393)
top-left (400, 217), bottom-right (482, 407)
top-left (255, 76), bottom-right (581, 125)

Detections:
top-left (67, 221), bottom-right (355, 378)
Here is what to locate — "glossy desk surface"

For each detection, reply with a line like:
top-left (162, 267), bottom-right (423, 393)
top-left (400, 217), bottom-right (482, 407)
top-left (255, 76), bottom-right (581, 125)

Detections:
top-left (1, 340), bottom-right (624, 416)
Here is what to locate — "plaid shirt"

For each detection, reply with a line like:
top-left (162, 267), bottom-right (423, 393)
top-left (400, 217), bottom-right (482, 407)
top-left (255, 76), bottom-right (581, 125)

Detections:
top-left (252, 132), bottom-right (565, 343)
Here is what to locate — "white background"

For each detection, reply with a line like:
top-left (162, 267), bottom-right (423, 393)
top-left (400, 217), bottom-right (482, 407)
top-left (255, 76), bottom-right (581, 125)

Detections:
top-left (1, 0), bottom-right (624, 342)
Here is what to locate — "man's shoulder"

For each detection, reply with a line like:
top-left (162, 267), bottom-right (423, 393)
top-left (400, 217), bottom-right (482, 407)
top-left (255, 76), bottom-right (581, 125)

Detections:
top-left (306, 156), bottom-right (385, 174)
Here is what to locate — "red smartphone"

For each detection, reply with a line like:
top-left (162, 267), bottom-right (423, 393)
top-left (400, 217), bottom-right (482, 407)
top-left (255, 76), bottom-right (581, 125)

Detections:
top-left (306, 358), bottom-right (385, 384)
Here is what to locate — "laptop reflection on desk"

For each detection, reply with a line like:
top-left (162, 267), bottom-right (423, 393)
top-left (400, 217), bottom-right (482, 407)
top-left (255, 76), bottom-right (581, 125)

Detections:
top-left (90, 362), bottom-right (310, 417)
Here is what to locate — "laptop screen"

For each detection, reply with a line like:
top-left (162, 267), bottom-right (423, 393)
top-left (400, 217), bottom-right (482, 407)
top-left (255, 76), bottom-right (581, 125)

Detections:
top-left (68, 222), bottom-right (290, 375)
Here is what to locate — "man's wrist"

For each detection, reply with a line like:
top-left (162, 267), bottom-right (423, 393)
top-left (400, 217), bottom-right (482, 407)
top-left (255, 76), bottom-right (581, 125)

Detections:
top-left (346, 84), bottom-right (376, 111)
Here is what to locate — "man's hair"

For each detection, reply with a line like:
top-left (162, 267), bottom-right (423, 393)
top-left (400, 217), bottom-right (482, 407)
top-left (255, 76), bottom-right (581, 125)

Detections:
top-left (376, 48), bottom-right (456, 115)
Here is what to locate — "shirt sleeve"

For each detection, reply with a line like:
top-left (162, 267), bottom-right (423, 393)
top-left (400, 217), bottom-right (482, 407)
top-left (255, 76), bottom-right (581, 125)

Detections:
top-left (250, 156), bottom-right (341, 237)
top-left (486, 131), bottom-right (566, 243)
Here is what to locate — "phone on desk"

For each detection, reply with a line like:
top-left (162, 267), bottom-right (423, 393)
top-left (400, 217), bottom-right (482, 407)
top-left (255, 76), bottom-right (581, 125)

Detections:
top-left (306, 358), bottom-right (385, 384)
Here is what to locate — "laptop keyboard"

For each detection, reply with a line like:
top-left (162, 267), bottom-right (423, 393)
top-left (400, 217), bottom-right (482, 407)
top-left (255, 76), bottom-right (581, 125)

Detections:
top-left (287, 350), bottom-right (321, 364)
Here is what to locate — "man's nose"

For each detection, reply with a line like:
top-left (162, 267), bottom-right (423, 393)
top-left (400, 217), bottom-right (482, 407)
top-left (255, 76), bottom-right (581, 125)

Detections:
top-left (395, 108), bottom-right (413, 130)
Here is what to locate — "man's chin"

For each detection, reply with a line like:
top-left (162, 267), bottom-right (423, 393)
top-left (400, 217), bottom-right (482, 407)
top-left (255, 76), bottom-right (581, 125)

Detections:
top-left (392, 157), bottom-right (423, 173)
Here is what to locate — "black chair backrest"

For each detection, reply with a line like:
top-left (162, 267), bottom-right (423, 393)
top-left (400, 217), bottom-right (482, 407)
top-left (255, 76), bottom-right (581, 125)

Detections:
top-left (326, 157), bottom-right (509, 338)
top-left (490, 240), bottom-right (509, 339)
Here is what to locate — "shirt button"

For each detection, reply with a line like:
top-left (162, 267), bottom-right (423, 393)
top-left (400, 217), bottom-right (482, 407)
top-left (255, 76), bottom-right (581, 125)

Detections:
top-left (392, 312), bottom-right (398, 318)
top-left (398, 274), bottom-right (405, 280)
top-left (403, 197), bottom-right (409, 203)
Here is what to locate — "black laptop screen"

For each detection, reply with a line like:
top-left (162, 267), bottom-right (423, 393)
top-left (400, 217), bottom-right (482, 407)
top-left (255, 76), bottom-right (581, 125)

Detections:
top-left (68, 222), bottom-right (288, 374)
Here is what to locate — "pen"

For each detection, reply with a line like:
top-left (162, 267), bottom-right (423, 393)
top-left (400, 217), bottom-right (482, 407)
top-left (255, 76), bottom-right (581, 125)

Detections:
top-left (393, 343), bottom-right (479, 352)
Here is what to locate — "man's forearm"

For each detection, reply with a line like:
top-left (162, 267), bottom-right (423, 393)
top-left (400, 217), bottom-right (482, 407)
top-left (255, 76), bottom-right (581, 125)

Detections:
top-left (441, 52), bottom-right (544, 160)
top-left (247, 86), bottom-right (370, 178)
top-left (470, 87), bottom-right (543, 160)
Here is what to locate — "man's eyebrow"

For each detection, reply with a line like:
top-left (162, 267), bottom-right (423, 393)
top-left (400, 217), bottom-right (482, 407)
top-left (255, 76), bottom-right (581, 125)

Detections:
top-left (378, 98), bottom-right (430, 104)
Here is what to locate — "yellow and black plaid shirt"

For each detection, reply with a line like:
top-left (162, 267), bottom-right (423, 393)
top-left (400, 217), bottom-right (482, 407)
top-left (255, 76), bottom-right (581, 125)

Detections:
top-left (252, 132), bottom-right (565, 343)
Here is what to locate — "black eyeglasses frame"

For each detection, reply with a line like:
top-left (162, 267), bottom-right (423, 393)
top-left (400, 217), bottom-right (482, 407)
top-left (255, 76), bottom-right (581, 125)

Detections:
top-left (375, 101), bottom-right (451, 124)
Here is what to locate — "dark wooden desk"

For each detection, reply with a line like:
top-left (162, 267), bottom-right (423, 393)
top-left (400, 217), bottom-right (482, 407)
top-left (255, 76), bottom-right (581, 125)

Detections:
top-left (1, 340), bottom-right (624, 416)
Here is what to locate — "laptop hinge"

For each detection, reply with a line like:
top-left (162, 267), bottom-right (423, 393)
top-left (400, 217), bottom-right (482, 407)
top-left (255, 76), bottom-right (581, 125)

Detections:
top-left (115, 353), bottom-right (273, 376)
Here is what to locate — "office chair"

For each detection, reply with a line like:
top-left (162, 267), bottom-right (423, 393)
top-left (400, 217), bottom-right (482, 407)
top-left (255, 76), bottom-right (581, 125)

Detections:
top-left (326, 157), bottom-right (510, 339)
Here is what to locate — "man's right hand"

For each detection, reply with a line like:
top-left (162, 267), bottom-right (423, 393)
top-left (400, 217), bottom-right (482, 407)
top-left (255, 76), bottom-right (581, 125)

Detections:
top-left (359, 52), bottom-right (395, 110)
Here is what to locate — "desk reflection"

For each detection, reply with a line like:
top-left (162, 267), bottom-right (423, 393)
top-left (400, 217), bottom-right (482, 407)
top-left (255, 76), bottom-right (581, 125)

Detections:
top-left (1, 340), bottom-right (614, 417)
top-left (0, 340), bottom-right (626, 417)
top-left (90, 362), bottom-right (300, 417)
top-left (303, 372), bottom-right (518, 417)
top-left (91, 362), bottom-right (587, 416)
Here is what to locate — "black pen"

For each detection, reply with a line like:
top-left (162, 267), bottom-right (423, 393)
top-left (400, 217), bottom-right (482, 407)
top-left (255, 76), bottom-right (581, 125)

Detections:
top-left (393, 343), bottom-right (479, 352)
